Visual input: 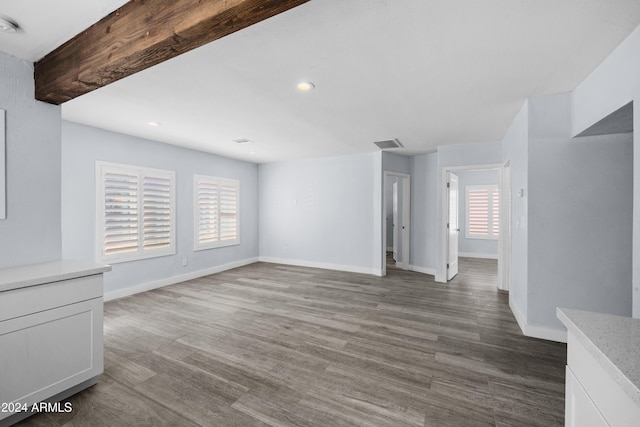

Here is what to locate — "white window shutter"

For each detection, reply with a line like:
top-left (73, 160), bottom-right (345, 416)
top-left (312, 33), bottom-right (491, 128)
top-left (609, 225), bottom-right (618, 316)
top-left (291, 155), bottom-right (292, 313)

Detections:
top-left (220, 180), bottom-right (238, 242)
top-left (103, 170), bottom-right (139, 256)
top-left (97, 161), bottom-right (175, 263)
top-left (143, 175), bottom-right (173, 250)
top-left (194, 175), bottom-right (239, 250)
top-left (197, 178), bottom-right (220, 244)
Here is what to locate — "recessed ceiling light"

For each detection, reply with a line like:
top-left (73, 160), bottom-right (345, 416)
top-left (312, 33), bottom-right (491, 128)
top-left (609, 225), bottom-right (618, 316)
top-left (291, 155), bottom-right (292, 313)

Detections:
top-left (0, 17), bottom-right (18, 33)
top-left (248, 150), bottom-right (256, 154)
top-left (297, 81), bottom-right (315, 91)
top-left (147, 121), bottom-right (161, 127)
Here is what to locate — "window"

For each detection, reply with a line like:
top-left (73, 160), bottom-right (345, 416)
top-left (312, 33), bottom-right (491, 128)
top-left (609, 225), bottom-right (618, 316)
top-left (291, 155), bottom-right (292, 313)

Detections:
top-left (96, 161), bottom-right (176, 263)
top-left (466, 185), bottom-right (499, 239)
top-left (194, 175), bottom-right (239, 250)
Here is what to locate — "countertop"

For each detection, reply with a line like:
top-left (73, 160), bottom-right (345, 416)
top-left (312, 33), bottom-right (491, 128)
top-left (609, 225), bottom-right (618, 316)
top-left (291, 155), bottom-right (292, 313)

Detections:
top-left (0, 260), bottom-right (111, 292)
top-left (557, 307), bottom-right (640, 406)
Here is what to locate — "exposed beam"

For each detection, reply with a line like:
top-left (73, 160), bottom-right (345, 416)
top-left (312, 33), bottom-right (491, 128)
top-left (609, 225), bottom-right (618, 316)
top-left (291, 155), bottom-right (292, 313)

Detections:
top-left (34, 0), bottom-right (310, 105)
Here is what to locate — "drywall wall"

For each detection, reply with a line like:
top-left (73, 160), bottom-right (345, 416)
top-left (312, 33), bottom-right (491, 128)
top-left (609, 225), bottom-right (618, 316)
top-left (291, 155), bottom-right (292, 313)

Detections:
top-left (259, 152), bottom-right (381, 275)
top-left (501, 101), bottom-right (529, 322)
top-left (528, 133), bottom-right (633, 330)
top-left (382, 152), bottom-right (410, 174)
top-left (456, 168), bottom-right (500, 258)
top-left (410, 153), bottom-right (438, 274)
top-left (572, 26), bottom-right (640, 136)
top-left (505, 92), bottom-right (633, 340)
top-left (573, 24), bottom-right (640, 318)
top-left (0, 52), bottom-right (61, 268)
top-left (61, 121), bottom-right (259, 296)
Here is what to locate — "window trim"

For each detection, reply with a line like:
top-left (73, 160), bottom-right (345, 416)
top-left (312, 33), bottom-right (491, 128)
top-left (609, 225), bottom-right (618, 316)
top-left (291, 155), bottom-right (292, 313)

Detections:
top-left (193, 174), bottom-right (240, 251)
top-left (95, 161), bottom-right (176, 264)
top-left (465, 184), bottom-right (499, 240)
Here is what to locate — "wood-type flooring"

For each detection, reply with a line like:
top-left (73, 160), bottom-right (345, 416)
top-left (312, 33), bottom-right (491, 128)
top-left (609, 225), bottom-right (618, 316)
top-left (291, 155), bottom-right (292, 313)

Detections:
top-left (17, 258), bottom-right (567, 426)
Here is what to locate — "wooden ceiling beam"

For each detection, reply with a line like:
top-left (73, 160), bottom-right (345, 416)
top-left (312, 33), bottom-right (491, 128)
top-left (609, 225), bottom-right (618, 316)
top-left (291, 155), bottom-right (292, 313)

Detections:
top-left (34, 0), bottom-right (310, 105)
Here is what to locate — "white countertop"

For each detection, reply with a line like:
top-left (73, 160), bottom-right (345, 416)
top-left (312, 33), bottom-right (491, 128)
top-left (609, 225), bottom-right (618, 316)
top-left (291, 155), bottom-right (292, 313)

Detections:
top-left (0, 260), bottom-right (111, 292)
top-left (557, 307), bottom-right (640, 406)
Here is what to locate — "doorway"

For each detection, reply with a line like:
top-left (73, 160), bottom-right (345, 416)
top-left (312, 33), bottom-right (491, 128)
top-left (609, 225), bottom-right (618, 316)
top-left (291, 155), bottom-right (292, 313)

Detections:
top-left (383, 172), bottom-right (411, 276)
top-left (440, 163), bottom-right (504, 287)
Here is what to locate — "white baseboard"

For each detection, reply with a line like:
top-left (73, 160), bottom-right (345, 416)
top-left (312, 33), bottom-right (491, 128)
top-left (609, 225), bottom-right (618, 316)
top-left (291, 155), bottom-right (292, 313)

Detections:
top-left (259, 256), bottom-right (383, 277)
top-left (509, 297), bottom-right (567, 343)
top-left (459, 252), bottom-right (498, 260)
top-left (408, 265), bottom-right (436, 276)
top-left (104, 257), bottom-right (259, 302)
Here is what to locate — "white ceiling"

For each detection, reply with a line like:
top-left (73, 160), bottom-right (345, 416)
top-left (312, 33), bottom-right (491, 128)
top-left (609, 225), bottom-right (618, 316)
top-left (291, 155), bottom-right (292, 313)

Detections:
top-left (2, 1), bottom-right (640, 163)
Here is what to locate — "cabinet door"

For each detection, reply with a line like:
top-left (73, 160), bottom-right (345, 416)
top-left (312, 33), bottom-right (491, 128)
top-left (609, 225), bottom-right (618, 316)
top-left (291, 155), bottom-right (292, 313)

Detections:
top-left (0, 298), bottom-right (103, 420)
top-left (565, 366), bottom-right (610, 427)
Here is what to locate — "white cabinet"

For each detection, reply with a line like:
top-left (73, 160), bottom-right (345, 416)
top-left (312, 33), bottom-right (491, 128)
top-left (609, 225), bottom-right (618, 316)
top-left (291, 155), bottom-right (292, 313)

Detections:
top-left (565, 366), bottom-right (609, 427)
top-left (558, 308), bottom-right (640, 427)
top-left (0, 261), bottom-right (109, 425)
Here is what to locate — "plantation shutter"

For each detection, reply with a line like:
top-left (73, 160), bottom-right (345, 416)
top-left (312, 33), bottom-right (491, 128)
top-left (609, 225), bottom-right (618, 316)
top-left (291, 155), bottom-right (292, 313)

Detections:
top-left (194, 175), bottom-right (239, 250)
top-left (220, 180), bottom-right (238, 241)
top-left (103, 170), bottom-right (139, 256)
top-left (197, 178), bottom-right (220, 244)
top-left (97, 162), bottom-right (175, 263)
top-left (143, 175), bottom-right (172, 250)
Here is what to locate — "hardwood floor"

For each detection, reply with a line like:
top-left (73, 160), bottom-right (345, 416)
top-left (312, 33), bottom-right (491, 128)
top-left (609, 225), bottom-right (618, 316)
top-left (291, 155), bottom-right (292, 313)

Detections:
top-left (17, 258), bottom-right (567, 427)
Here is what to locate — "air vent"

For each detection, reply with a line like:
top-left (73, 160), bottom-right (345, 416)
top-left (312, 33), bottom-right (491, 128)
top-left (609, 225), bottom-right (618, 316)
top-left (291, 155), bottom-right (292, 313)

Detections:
top-left (373, 138), bottom-right (403, 150)
top-left (233, 138), bottom-right (254, 144)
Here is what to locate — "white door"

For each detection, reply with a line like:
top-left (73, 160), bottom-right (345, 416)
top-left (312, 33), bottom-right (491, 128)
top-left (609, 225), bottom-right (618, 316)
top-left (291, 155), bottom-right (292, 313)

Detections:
top-left (400, 176), bottom-right (411, 270)
top-left (499, 162), bottom-right (511, 291)
top-left (392, 180), bottom-right (399, 262)
top-left (447, 173), bottom-right (459, 280)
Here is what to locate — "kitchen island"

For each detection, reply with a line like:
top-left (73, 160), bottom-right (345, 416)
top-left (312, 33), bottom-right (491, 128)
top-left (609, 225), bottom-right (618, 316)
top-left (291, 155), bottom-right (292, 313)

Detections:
top-left (557, 308), bottom-right (640, 427)
top-left (0, 260), bottom-right (110, 426)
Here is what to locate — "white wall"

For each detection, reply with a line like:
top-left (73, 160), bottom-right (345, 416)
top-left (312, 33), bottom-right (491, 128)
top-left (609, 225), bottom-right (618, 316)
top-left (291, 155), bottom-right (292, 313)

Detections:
top-left (0, 52), bottom-right (62, 268)
top-left (528, 133), bottom-right (633, 329)
top-left (504, 92), bottom-right (634, 340)
top-left (259, 152), bottom-right (382, 275)
top-left (62, 121), bottom-right (259, 296)
top-left (382, 152), bottom-right (410, 174)
top-left (456, 168), bottom-right (500, 258)
top-left (572, 25), bottom-right (640, 318)
top-left (410, 153), bottom-right (438, 274)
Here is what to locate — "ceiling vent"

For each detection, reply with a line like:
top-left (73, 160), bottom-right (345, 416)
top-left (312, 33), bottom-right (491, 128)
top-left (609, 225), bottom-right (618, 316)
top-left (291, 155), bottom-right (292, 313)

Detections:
top-left (373, 138), bottom-right (403, 150)
top-left (233, 138), bottom-right (254, 144)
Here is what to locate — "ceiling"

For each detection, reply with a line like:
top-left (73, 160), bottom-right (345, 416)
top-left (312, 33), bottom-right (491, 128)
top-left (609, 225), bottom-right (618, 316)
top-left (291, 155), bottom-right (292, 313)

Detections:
top-left (2, 1), bottom-right (640, 164)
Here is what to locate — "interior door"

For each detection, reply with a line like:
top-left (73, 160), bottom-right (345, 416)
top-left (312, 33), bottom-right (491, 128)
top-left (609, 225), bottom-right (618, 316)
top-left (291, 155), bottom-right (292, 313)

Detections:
top-left (392, 180), bottom-right (399, 262)
top-left (447, 173), bottom-right (459, 280)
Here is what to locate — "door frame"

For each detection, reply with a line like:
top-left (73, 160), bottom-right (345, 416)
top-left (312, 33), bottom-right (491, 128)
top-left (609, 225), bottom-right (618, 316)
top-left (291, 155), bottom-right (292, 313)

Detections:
top-left (498, 160), bottom-right (512, 291)
top-left (382, 171), bottom-right (411, 276)
top-left (439, 163), bottom-right (503, 284)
